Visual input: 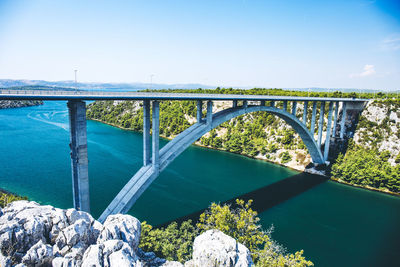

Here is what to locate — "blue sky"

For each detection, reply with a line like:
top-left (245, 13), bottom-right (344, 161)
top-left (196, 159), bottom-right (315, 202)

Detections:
top-left (0, 0), bottom-right (399, 90)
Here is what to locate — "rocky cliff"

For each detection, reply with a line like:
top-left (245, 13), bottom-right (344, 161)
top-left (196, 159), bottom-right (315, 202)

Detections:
top-left (0, 100), bottom-right (43, 109)
top-left (0, 201), bottom-right (253, 267)
top-left (353, 100), bottom-right (400, 165)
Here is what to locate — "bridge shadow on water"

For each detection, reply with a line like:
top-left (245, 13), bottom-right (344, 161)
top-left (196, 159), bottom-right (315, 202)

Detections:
top-left (157, 172), bottom-right (328, 228)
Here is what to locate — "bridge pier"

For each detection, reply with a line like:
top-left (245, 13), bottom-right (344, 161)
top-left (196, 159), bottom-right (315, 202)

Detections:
top-left (197, 100), bottom-right (203, 123)
top-left (143, 100), bottom-right (151, 166)
top-left (152, 101), bottom-right (160, 173)
top-left (317, 101), bottom-right (325, 148)
top-left (303, 101), bottom-right (308, 123)
top-left (207, 101), bottom-right (213, 125)
top-left (324, 102), bottom-right (334, 161)
top-left (283, 100), bottom-right (288, 112)
top-left (67, 100), bottom-right (90, 213)
top-left (332, 101), bottom-right (339, 137)
top-left (233, 100), bottom-right (238, 108)
top-left (340, 102), bottom-right (347, 138)
top-left (291, 101), bottom-right (297, 116)
top-left (310, 102), bottom-right (317, 135)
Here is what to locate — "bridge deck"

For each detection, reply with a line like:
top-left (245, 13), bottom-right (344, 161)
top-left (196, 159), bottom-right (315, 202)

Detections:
top-left (0, 90), bottom-right (367, 102)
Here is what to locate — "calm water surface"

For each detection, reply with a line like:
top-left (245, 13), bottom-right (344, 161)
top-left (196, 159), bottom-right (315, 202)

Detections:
top-left (1, 101), bottom-right (399, 266)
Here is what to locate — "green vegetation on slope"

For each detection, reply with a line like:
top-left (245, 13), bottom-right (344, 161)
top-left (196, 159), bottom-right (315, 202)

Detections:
top-left (332, 144), bottom-right (400, 193)
top-left (139, 199), bottom-right (313, 266)
top-left (0, 191), bottom-right (27, 208)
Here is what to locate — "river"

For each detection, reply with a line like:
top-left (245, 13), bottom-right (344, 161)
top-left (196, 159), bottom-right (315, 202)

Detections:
top-left (0, 101), bottom-right (399, 266)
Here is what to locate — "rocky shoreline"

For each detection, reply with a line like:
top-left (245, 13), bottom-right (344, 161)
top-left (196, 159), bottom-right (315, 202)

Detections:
top-left (0, 100), bottom-right (43, 109)
top-left (0, 201), bottom-right (253, 267)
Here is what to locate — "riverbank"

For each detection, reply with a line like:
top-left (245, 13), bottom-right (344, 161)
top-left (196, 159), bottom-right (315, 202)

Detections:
top-left (330, 177), bottom-right (400, 197)
top-left (88, 117), bottom-right (400, 198)
top-left (0, 100), bottom-right (43, 109)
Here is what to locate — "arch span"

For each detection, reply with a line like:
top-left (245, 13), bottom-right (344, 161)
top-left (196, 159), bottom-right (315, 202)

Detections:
top-left (99, 104), bottom-right (323, 222)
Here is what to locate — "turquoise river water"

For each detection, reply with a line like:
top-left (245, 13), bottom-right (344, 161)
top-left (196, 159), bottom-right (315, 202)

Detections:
top-left (0, 101), bottom-right (399, 266)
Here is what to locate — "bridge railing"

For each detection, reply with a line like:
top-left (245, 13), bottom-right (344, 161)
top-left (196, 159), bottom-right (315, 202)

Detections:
top-left (0, 89), bottom-right (124, 95)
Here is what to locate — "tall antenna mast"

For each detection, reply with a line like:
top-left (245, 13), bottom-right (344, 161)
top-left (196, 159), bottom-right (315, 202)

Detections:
top-left (74, 70), bottom-right (78, 92)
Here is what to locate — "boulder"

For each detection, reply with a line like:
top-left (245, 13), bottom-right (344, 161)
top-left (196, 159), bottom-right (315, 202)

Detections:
top-left (189, 230), bottom-right (253, 267)
top-left (97, 214), bottom-right (141, 251)
top-left (82, 240), bottom-right (142, 267)
top-left (21, 240), bottom-right (53, 266)
top-left (0, 201), bottom-right (66, 255)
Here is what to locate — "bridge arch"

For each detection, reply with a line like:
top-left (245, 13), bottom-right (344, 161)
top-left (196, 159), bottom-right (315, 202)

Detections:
top-left (99, 103), bottom-right (324, 222)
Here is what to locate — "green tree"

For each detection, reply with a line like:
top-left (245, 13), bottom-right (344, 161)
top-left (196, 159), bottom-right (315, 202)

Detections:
top-left (139, 200), bottom-right (313, 266)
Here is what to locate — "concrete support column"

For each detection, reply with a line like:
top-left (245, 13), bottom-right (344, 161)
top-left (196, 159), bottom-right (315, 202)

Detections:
top-left (152, 101), bottom-right (160, 172)
top-left (310, 102), bottom-right (317, 135)
top-left (291, 101), bottom-right (297, 116)
top-left (317, 101), bottom-right (325, 148)
top-left (331, 101), bottom-right (339, 138)
top-left (67, 100), bottom-right (90, 213)
top-left (143, 100), bottom-right (151, 166)
top-left (303, 101), bottom-right (308, 123)
top-left (324, 102), bottom-right (334, 161)
top-left (197, 100), bottom-right (203, 123)
top-left (260, 100), bottom-right (265, 106)
top-left (207, 100), bottom-right (213, 125)
top-left (243, 100), bottom-right (248, 108)
top-left (340, 102), bottom-right (347, 139)
top-left (283, 101), bottom-right (288, 111)
top-left (270, 101), bottom-right (275, 107)
top-left (233, 100), bottom-right (238, 108)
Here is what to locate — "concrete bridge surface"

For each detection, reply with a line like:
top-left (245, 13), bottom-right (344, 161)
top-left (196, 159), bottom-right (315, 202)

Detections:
top-left (0, 90), bottom-right (367, 221)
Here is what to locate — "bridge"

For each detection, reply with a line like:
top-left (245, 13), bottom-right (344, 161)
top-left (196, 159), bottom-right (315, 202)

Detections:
top-left (0, 90), bottom-right (367, 222)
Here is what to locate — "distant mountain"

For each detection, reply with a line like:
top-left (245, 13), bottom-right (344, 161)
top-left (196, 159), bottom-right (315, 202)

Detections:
top-left (0, 79), bottom-right (215, 91)
top-left (0, 79), bottom-right (393, 93)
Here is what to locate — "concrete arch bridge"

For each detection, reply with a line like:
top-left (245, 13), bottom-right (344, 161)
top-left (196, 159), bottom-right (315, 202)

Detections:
top-left (0, 90), bottom-right (366, 221)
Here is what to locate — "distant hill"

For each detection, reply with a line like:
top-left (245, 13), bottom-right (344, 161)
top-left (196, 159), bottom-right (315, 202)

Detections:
top-left (0, 79), bottom-right (215, 91)
top-left (284, 87), bottom-right (393, 93)
top-left (0, 79), bottom-right (393, 93)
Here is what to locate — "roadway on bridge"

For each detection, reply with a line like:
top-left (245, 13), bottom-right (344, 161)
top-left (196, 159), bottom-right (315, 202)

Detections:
top-left (0, 89), bottom-right (367, 102)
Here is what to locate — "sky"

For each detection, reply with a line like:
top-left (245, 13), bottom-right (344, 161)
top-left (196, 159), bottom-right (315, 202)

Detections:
top-left (0, 0), bottom-right (399, 90)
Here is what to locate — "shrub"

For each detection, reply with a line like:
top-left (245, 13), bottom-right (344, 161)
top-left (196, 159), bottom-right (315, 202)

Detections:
top-left (139, 199), bottom-right (313, 266)
top-left (280, 151), bottom-right (292, 164)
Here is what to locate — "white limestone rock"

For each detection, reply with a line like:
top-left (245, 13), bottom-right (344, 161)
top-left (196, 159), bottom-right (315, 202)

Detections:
top-left (82, 240), bottom-right (142, 267)
top-left (52, 256), bottom-right (79, 267)
top-left (81, 243), bottom-right (104, 267)
top-left (161, 261), bottom-right (184, 267)
top-left (55, 219), bottom-right (92, 250)
top-left (0, 201), bottom-right (66, 254)
top-left (190, 230), bottom-right (253, 267)
top-left (97, 214), bottom-right (141, 251)
top-left (66, 209), bottom-right (94, 225)
top-left (21, 240), bottom-right (53, 266)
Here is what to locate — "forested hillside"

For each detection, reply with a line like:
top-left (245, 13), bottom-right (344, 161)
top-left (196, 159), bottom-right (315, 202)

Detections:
top-left (86, 88), bottom-right (400, 194)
